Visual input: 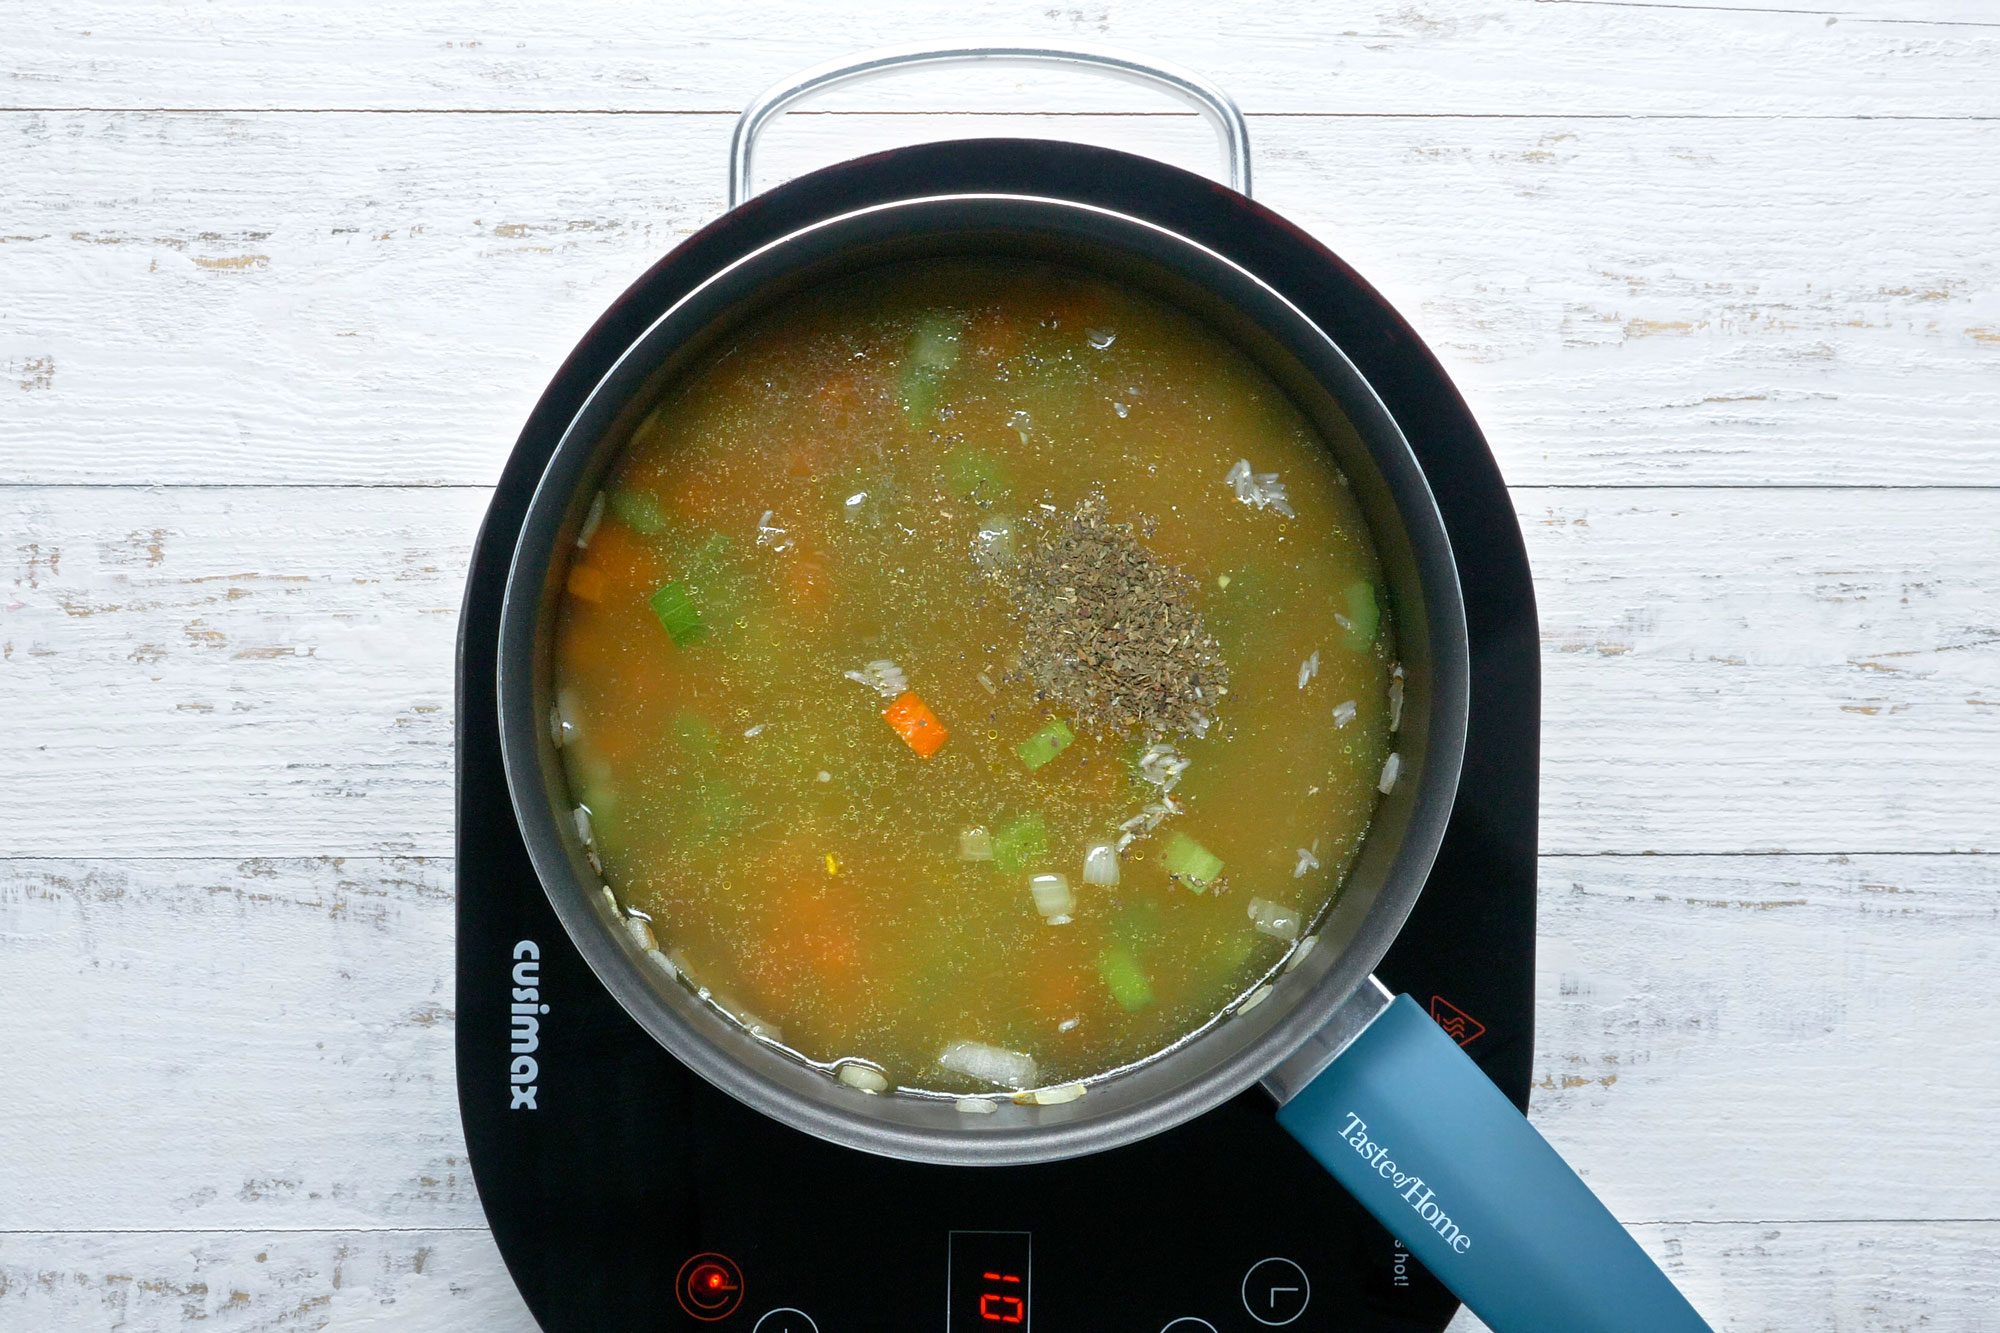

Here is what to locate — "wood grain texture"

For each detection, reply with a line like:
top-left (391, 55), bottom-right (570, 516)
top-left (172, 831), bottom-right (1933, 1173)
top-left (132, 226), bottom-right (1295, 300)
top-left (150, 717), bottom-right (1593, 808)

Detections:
top-left (5, 111), bottom-right (1997, 488)
top-left (4, 1223), bottom-right (1996, 1333)
top-left (7, 0), bottom-right (1998, 116)
top-left (3, 854), bottom-right (1994, 1322)
top-left (6, 486), bottom-right (1994, 859)
top-left (7, 8), bottom-right (1997, 1327)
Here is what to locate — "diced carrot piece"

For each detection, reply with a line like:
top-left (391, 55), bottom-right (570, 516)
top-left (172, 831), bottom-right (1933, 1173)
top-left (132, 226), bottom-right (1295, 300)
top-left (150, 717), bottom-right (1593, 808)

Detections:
top-left (881, 691), bottom-right (948, 758)
top-left (565, 563), bottom-right (607, 603)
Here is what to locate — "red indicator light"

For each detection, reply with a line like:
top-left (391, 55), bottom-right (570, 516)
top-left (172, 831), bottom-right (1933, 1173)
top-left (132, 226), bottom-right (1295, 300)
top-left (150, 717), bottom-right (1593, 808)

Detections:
top-left (674, 1252), bottom-right (744, 1322)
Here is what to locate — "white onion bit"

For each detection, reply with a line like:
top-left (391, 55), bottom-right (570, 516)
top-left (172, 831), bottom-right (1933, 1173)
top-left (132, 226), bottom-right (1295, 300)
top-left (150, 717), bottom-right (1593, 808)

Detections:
top-left (1237, 984), bottom-right (1275, 1015)
top-left (1019, 1082), bottom-right (1087, 1105)
top-left (574, 491), bottom-right (605, 548)
top-left (1389, 664), bottom-right (1406, 733)
top-left (1286, 936), bottom-right (1319, 972)
top-left (644, 947), bottom-right (678, 980)
top-left (743, 723), bottom-right (766, 738)
top-left (955, 1097), bottom-right (998, 1115)
top-left (624, 916), bottom-right (657, 951)
top-left (1298, 650), bottom-right (1320, 690)
top-left (939, 1041), bottom-right (1038, 1090)
top-left (1030, 873), bottom-right (1075, 922)
top-left (1225, 457), bottom-right (1296, 518)
top-left (959, 827), bottom-right (995, 862)
top-left (1248, 897), bottom-right (1303, 942)
top-left (842, 659), bottom-right (908, 698)
top-left (572, 805), bottom-right (594, 846)
top-left (1333, 699), bottom-right (1358, 729)
top-left (1293, 846), bottom-right (1321, 879)
top-left (1082, 841), bottom-right (1120, 887)
top-left (1378, 752), bottom-right (1403, 794)
top-left (836, 1063), bottom-right (889, 1094)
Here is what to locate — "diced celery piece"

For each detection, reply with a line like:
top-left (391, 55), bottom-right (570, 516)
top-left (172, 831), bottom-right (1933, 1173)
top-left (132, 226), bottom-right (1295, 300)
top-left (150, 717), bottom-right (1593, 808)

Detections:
top-left (1097, 943), bottom-right (1154, 1011)
top-left (1344, 580), bottom-right (1380, 651)
top-left (649, 582), bottom-right (706, 646)
top-left (607, 488), bottom-right (668, 536)
top-left (943, 444), bottom-right (1009, 501)
top-left (993, 813), bottom-right (1049, 876)
top-left (899, 311), bottom-right (962, 428)
top-left (1162, 832), bottom-right (1224, 892)
top-left (670, 710), bottom-right (721, 760)
top-left (1015, 719), bottom-right (1075, 772)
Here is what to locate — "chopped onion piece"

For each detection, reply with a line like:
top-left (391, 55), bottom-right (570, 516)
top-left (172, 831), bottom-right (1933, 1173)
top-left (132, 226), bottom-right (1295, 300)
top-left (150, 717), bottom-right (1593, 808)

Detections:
top-left (1087, 328), bottom-right (1117, 350)
top-left (955, 1096), bottom-right (998, 1115)
top-left (1293, 846), bottom-right (1321, 879)
top-left (959, 827), bottom-right (995, 862)
top-left (977, 670), bottom-right (997, 695)
top-left (1332, 699), bottom-right (1357, 729)
top-left (1389, 664), bottom-right (1406, 733)
top-left (972, 515), bottom-right (1016, 570)
top-left (836, 1062), bottom-right (889, 1094)
top-left (1112, 401), bottom-right (1130, 419)
top-left (1248, 896), bottom-right (1302, 942)
top-left (743, 722), bottom-right (766, 738)
top-left (1237, 984), bottom-right (1274, 1015)
top-left (1225, 457), bottom-right (1296, 518)
top-left (1082, 841), bottom-right (1120, 887)
top-left (1378, 752), bottom-right (1403, 794)
top-left (572, 805), bottom-right (594, 846)
top-left (644, 947), bottom-right (678, 980)
top-left (755, 509), bottom-right (793, 552)
top-left (1057, 1016), bottom-right (1080, 1033)
top-left (842, 659), bottom-right (908, 698)
top-left (939, 1040), bottom-right (1038, 1090)
top-left (574, 491), bottom-right (605, 548)
top-left (551, 687), bottom-right (582, 748)
top-left (1007, 409), bottom-right (1033, 443)
top-left (598, 885), bottom-right (617, 913)
top-left (624, 916), bottom-right (657, 951)
top-left (1029, 873), bottom-right (1075, 922)
top-left (1286, 936), bottom-right (1318, 972)
top-left (1017, 1082), bottom-right (1087, 1106)
top-left (1298, 650), bottom-right (1320, 689)
top-left (1137, 742), bottom-right (1190, 793)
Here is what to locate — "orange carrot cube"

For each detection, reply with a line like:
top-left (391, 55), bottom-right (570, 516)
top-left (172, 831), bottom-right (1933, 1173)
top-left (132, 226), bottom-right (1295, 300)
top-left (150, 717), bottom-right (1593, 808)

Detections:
top-left (565, 563), bottom-right (607, 603)
top-left (881, 691), bottom-right (948, 758)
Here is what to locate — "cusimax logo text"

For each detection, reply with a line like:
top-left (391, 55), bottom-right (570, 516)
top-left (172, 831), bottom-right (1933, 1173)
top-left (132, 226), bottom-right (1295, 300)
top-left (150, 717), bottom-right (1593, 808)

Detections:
top-left (1339, 1112), bottom-right (1473, 1255)
top-left (510, 940), bottom-right (548, 1110)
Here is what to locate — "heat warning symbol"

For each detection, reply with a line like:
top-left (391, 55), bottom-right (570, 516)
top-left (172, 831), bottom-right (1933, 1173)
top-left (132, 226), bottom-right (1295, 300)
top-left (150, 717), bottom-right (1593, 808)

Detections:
top-left (1429, 995), bottom-right (1486, 1047)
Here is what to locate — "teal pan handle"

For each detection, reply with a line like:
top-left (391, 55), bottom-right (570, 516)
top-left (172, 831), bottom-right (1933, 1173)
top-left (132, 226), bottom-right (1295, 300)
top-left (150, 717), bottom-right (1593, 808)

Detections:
top-left (1275, 994), bottom-right (1712, 1333)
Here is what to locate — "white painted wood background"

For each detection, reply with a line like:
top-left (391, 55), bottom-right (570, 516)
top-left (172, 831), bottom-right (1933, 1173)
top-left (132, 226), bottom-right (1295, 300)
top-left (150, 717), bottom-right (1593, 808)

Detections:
top-left (3, 2), bottom-right (1996, 1329)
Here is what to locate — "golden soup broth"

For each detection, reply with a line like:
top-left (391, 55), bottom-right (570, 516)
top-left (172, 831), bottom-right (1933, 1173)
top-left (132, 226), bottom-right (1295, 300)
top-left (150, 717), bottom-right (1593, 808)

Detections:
top-left (552, 259), bottom-right (1397, 1093)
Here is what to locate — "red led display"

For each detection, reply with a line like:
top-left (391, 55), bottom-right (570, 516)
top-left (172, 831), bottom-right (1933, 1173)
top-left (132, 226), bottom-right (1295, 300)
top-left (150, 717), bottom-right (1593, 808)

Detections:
top-left (979, 1271), bottom-right (1025, 1324)
top-left (948, 1232), bottom-right (1032, 1332)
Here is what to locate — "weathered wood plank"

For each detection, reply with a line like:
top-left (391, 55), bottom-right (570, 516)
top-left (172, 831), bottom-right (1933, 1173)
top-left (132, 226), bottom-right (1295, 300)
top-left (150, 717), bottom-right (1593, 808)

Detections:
top-left (5, 486), bottom-right (1993, 858)
top-left (6, 0), bottom-right (1996, 116)
top-left (0, 1220), bottom-right (1995, 1332)
top-left (0, 1229), bottom-right (534, 1331)
top-left (5, 112), bottom-right (1995, 488)
top-left (3, 852), bottom-right (1993, 1231)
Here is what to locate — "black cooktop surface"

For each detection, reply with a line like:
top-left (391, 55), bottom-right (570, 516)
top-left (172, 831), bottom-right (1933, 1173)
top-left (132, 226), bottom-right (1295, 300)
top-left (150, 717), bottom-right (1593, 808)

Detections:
top-left (455, 141), bottom-right (1540, 1333)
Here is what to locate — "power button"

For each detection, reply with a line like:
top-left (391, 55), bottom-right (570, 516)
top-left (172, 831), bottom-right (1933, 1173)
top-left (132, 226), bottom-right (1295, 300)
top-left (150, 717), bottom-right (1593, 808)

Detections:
top-left (752, 1310), bottom-right (819, 1332)
top-left (675, 1252), bottom-right (744, 1322)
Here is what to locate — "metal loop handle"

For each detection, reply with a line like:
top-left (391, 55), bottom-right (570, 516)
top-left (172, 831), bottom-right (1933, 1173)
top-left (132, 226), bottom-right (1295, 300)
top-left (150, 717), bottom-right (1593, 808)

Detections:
top-left (728, 43), bottom-right (1252, 207)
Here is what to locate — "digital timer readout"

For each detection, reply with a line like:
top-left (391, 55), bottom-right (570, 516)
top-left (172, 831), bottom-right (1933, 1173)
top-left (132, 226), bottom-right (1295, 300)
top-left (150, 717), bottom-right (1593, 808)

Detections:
top-left (947, 1231), bottom-right (1032, 1331)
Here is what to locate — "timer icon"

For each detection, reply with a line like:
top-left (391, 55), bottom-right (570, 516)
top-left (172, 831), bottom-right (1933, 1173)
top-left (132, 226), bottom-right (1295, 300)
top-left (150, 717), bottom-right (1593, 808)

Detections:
top-left (675, 1252), bottom-right (745, 1322)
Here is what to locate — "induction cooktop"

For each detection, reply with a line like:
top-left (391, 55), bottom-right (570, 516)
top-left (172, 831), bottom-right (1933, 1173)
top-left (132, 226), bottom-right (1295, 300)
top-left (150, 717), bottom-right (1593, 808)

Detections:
top-left (455, 141), bottom-right (1540, 1333)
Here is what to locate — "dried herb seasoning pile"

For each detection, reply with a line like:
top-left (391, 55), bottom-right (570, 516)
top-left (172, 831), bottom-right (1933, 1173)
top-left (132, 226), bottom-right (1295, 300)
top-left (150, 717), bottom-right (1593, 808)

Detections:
top-left (999, 495), bottom-right (1229, 739)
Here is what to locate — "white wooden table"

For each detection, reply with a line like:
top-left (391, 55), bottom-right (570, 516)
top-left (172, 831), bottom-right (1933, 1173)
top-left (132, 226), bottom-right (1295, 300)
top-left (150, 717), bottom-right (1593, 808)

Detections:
top-left (4, 4), bottom-right (1997, 1329)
